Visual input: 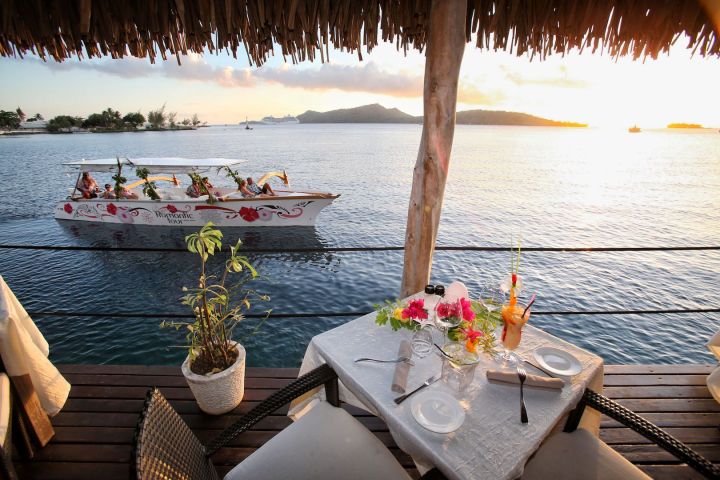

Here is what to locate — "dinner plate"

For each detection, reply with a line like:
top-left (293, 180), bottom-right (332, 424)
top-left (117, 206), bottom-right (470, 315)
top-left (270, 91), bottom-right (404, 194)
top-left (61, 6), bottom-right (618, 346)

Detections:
top-left (410, 390), bottom-right (465, 433)
top-left (534, 347), bottom-right (582, 376)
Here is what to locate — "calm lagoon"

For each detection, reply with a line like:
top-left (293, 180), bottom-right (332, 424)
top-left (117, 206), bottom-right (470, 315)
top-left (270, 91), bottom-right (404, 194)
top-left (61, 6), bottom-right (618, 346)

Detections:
top-left (0, 124), bottom-right (718, 366)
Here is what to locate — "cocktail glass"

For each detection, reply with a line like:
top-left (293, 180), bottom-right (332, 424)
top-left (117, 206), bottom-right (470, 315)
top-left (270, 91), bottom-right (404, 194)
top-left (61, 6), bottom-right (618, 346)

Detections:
top-left (499, 302), bottom-right (530, 365)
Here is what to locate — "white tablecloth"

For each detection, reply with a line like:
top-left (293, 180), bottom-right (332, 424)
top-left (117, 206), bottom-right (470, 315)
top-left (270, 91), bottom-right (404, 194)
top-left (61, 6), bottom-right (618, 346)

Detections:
top-left (290, 311), bottom-right (603, 480)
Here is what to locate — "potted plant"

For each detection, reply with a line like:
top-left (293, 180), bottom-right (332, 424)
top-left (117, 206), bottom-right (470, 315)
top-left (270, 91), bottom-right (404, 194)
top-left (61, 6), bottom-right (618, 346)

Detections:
top-left (163, 222), bottom-right (268, 414)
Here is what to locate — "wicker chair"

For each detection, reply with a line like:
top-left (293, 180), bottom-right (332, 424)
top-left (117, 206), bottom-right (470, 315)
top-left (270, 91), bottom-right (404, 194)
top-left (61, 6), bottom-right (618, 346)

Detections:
top-left (523, 388), bottom-right (720, 480)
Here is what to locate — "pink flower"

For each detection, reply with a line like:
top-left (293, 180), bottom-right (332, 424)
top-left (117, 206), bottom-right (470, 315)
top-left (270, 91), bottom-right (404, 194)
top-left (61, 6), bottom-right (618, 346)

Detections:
top-left (460, 298), bottom-right (475, 322)
top-left (401, 299), bottom-right (428, 320)
top-left (63, 203), bottom-right (73, 214)
top-left (460, 325), bottom-right (483, 342)
top-left (437, 301), bottom-right (461, 319)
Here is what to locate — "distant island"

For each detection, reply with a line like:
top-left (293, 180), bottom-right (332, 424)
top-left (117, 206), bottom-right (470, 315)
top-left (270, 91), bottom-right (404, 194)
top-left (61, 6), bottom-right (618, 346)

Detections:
top-left (667, 123), bottom-right (703, 129)
top-left (296, 103), bottom-right (587, 127)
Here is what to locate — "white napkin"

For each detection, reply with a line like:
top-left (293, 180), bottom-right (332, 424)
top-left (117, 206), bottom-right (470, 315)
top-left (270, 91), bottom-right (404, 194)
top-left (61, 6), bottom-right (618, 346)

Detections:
top-left (391, 340), bottom-right (412, 393)
top-left (0, 276), bottom-right (70, 416)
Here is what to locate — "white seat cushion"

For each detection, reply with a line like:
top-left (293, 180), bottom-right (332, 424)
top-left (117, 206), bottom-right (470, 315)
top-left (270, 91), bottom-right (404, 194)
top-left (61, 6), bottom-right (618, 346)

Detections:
top-left (224, 401), bottom-right (411, 480)
top-left (522, 428), bottom-right (650, 480)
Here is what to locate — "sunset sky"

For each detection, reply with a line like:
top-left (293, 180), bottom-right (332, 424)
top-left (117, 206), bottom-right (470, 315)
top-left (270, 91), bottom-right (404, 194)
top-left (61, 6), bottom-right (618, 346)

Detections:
top-left (1, 35), bottom-right (719, 128)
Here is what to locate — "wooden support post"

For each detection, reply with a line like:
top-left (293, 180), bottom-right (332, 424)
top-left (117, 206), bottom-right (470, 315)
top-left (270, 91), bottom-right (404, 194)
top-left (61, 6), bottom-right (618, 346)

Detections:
top-left (401, 0), bottom-right (467, 298)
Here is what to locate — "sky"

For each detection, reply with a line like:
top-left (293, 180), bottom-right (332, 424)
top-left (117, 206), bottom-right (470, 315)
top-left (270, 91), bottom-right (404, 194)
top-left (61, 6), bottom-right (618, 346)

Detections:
top-left (1, 35), bottom-right (719, 128)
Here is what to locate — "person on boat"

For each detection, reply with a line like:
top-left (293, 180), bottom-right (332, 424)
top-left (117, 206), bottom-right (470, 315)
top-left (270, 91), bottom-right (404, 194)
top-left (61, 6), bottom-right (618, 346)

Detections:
top-left (246, 177), bottom-right (277, 196)
top-left (100, 184), bottom-right (116, 199)
top-left (186, 178), bottom-right (202, 198)
top-left (119, 187), bottom-right (139, 200)
top-left (77, 172), bottom-right (100, 199)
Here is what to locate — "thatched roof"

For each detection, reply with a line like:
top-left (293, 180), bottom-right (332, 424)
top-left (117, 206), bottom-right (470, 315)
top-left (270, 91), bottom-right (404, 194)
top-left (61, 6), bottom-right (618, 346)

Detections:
top-left (0, 1), bottom-right (717, 65)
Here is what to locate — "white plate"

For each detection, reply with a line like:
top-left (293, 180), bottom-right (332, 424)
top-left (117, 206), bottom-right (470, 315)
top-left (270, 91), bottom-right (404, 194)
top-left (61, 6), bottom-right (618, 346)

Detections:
top-left (534, 347), bottom-right (582, 376)
top-left (410, 390), bottom-right (465, 433)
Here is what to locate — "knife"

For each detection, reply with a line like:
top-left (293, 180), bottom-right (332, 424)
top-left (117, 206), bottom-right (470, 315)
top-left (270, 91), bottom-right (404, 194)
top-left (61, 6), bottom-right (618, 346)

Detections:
top-left (394, 374), bottom-right (441, 405)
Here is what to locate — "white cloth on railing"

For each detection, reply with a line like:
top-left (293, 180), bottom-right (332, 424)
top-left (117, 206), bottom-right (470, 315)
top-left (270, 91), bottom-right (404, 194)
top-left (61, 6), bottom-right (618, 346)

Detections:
top-left (706, 331), bottom-right (720, 403)
top-left (0, 276), bottom-right (70, 416)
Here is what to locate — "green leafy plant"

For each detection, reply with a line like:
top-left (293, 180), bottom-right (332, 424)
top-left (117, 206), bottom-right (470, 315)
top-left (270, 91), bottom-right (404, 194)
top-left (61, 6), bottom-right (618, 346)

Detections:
top-left (112, 158), bottom-right (127, 199)
top-left (161, 222), bottom-right (269, 375)
top-left (222, 166), bottom-right (245, 190)
top-left (136, 167), bottom-right (160, 200)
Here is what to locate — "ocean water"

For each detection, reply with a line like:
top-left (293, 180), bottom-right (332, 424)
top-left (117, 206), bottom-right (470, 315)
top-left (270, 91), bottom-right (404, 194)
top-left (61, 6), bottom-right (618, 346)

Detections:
top-left (0, 124), bottom-right (718, 367)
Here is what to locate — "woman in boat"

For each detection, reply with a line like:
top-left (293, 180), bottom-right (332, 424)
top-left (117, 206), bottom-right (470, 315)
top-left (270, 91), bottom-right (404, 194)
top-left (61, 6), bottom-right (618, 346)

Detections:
top-left (186, 178), bottom-right (202, 198)
top-left (77, 172), bottom-right (100, 198)
top-left (100, 184), bottom-right (116, 199)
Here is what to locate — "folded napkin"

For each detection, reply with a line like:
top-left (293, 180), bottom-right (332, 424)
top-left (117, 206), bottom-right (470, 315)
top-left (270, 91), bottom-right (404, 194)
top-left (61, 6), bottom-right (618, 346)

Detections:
top-left (486, 369), bottom-right (565, 390)
top-left (391, 340), bottom-right (412, 393)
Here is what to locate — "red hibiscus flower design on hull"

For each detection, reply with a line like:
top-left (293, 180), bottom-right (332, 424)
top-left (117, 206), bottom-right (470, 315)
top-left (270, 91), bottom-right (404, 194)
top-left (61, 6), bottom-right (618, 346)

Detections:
top-left (107, 203), bottom-right (117, 215)
top-left (166, 204), bottom-right (178, 213)
top-left (63, 203), bottom-right (73, 214)
top-left (239, 207), bottom-right (259, 222)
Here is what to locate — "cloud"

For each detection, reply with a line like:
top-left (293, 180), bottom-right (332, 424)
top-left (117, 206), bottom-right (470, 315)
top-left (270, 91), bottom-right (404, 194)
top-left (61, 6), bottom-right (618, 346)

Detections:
top-left (458, 85), bottom-right (507, 105)
top-left (255, 62), bottom-right (423, 97)
top-left (503, 65), bottom-right (589, 88)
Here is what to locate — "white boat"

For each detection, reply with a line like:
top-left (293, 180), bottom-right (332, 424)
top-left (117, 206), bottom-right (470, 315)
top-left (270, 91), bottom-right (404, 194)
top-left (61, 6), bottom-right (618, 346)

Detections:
top-left (54, 158), bottom-right (339, 227)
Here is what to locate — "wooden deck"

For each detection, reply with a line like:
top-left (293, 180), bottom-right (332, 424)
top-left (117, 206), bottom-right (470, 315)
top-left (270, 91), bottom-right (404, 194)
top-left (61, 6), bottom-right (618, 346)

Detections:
top-left (14, 364), bottom-right (719, 479)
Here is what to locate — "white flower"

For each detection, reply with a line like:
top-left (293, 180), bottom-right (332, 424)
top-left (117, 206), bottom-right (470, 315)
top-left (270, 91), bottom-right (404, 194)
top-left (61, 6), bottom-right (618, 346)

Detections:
top-left (500, 274), bottom-right (523, 294)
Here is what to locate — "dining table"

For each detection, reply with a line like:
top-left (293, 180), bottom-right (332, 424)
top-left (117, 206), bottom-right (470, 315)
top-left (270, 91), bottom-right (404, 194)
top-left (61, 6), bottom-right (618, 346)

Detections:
top-left (288, 307), bottom-right (604, 480)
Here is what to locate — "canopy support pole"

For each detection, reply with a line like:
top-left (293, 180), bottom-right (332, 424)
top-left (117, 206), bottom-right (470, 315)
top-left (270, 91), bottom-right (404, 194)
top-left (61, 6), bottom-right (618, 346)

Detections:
top-left (401, 0), bottom-right (467, 297)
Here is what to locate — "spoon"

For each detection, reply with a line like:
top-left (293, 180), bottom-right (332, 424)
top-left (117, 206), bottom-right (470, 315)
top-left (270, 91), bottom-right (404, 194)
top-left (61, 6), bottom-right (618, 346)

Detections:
top-left (433, 343), bottom-right (453, 359)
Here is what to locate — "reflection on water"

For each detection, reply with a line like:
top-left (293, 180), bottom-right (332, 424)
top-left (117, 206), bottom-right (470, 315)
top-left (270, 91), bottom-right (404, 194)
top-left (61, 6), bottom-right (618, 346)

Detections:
top-left (0, 125), bottom-right (718, 366)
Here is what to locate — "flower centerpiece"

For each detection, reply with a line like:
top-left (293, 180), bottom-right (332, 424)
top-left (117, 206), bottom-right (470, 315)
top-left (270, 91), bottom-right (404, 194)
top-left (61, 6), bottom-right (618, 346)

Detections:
top-left (374, 298), bottom-right (429, 331)
top-left (161, 222), bottom-right (269, 414)
top-left (375, 293), bottom-right (500, 356)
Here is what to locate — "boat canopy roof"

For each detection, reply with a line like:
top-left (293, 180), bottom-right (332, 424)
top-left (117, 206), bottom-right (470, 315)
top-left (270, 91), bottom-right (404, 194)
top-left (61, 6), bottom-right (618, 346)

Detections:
top-left (63, 157), bottom-right (245, 173)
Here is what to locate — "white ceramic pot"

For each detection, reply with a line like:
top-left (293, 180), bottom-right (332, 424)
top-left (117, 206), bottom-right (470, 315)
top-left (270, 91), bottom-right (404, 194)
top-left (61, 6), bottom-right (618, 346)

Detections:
top-left (181, 342), bottom-right (246, 415)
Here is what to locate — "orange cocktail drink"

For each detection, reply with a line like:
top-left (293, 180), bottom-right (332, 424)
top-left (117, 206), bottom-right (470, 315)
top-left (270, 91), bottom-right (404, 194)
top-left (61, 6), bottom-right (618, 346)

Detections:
top-left (501, 303), bottom-right (529, 351)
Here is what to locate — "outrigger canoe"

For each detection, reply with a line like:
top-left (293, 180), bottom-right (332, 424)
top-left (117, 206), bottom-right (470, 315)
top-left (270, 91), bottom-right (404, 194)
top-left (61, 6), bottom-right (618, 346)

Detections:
top-left (54, 158), bottom-right (339, 227)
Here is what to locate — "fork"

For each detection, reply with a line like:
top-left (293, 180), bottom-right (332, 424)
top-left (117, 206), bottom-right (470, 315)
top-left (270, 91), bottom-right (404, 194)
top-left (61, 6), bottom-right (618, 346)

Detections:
top-left (517, 364), bottom-right (529, 423)
top-left (354, 356), bottom-right (415, 366)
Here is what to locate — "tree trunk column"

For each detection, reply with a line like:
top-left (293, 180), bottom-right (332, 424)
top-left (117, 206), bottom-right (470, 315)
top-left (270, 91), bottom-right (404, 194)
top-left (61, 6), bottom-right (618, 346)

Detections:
top-left (401, 0), bottom-right (467, 298)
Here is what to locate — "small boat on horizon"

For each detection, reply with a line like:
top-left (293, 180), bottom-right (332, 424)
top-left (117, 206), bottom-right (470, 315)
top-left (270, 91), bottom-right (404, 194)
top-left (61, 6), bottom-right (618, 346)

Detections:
top-left (55, 158), bottom-right (339, 227)
top-left (628, 125), bottom-right (641, 133)
top-left (244, 117), bottom-right (252, 130)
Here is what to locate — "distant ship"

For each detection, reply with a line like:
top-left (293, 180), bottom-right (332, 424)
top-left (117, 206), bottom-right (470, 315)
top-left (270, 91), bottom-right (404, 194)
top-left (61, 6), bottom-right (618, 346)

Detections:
top-left (260, 115), bottom-right (299, 125)
top-left (628, 125), bottom-right (641, 133)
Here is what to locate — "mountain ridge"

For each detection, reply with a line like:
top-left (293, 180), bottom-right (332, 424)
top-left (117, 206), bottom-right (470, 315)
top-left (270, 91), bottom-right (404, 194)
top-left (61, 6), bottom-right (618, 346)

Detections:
top-left (297, 103), bottom-right (587, 127)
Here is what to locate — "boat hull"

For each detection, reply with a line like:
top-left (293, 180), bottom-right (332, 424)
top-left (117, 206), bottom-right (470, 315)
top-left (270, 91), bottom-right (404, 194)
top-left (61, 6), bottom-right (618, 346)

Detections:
top-left (54, 195), bottom-right (336, 227)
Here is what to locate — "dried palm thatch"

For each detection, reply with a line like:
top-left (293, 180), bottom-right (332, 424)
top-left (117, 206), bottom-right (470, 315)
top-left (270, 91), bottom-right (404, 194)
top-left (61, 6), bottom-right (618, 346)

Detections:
top-left (0, 0), bottom-right (717, 65)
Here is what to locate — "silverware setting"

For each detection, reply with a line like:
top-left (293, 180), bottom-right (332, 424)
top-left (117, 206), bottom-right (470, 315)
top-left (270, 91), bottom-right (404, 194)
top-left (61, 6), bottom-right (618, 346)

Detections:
top-left (517, 364), bottom-right (529, 423)
top-left (393, 373), bottom-right (441, 404)
top-left (354, 356), bottom-right (415, 366)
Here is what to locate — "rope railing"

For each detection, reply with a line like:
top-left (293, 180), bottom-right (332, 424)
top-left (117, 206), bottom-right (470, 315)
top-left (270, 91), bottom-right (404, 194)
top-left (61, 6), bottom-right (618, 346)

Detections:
top-left (26, 307), bottom-right (720, 320)
top-left (1, 244), bottom-right (719, 254)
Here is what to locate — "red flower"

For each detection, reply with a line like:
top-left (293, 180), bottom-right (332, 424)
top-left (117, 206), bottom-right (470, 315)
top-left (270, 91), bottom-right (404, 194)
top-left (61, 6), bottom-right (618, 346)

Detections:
top-left (401, 299), bottom-right (428, 320)
top-left (511, 273), bottom-right (517, 287)
top-left (166, 204), bottom-right (178, 213)
top-left (63, 203), bottom-right (73, 214)
top-left (239, 207), bottom-right (259, 222)
top-left (107, 203), bottom-right (117, 215)
top-left (460, 298), bottom-right (475, 321)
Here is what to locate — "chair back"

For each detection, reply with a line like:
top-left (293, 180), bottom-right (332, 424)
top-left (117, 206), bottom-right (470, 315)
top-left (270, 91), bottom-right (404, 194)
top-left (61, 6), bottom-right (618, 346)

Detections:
top-left (132, 388), bottom-right (219, 480)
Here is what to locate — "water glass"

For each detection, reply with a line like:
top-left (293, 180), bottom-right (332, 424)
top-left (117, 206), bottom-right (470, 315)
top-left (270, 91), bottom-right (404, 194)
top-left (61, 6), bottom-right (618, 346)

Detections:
top-left (411, 324), bottom-right (433, 358)
top-left (440, 342), bottom-right (480, 394)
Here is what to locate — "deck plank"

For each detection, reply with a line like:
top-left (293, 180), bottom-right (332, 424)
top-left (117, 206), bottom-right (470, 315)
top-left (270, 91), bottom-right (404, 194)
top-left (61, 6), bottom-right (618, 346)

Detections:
top-left (15, 364), bottom-right (720, 479)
